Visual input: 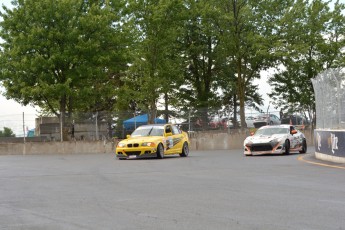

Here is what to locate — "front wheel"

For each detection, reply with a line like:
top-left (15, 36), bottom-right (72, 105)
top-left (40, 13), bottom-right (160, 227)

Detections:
top-left (157, 143), bottom-right (164, 159)
top-left (180, 142), bottom-right (189, 157)
top-left (284, 140), bottom-right (290, 155)
top-left (299, 139), bottom-right (307, 154)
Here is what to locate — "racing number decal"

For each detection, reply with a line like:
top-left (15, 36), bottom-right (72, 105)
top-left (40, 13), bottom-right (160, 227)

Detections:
top-left (166, 137), bottom-right (183, 150)
top-left (167, 137), bottom-right (173, 150)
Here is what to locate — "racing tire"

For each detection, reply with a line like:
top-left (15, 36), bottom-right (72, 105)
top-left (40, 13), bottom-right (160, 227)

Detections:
top-left (299, 139), bottom-right (307, 154)
top-left (180, 142), bottom-right (189, 157)
top-left (157, 143), bottom-right (164, 159)
top-left (284, 140), bottom-right (290, 155)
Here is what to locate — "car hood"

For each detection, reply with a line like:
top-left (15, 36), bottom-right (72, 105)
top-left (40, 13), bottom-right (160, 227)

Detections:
top-left (245, 134), bottom-right (287, 143)
top-left (120, 136), bottom-right (163, 144)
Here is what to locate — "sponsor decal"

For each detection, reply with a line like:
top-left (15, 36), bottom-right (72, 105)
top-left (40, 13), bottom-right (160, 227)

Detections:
top-left (167, 137), bottom-right (173, 149)
top-left (314, 130), bottom-right (345, 157)
top-left (317, 132), bottom-right (321, 151)
top-left (166, 137), bottom-right (183, 150)
top-left (330, 133), bottom-right (338, 154)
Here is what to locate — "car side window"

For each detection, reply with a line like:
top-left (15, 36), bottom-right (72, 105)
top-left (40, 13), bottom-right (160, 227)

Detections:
top-left (172, 126), bottom-right (180, 135)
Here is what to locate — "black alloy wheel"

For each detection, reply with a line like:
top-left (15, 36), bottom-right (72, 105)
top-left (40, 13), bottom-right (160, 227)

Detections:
top-left (284, 140), bottom-right (290, 155)
top-left (299, 139), bottom-right (307, 154)
top-left (157, 144), bottom-right (164, 159)
top-left (180, 142), bottom-right (189, 157)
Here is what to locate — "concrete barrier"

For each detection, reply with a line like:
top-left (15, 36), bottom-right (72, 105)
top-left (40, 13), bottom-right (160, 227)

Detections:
top-left (314, 129), bottom-right (345, 163)
top-left (0, 141), bottom-right (114, 155)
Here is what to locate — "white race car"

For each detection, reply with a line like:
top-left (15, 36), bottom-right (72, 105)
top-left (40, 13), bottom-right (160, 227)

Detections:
top-left (243, 125), bottom-right (307, 156)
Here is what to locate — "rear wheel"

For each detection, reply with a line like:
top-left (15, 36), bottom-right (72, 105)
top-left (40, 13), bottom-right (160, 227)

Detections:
top-left (180, 142), bottom-right (189, 157)
top-left (299, 139), bottom-right (307, 154)
top-left (157, 144), bottom-right (164, 159)
top-left (284, 140), bottom-right (290, 155)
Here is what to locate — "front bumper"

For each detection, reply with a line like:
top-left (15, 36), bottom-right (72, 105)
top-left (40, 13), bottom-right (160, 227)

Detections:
top-left (116, 146), bottom-right (158, 159)
top-left (244, 142), bottom-right (285, 155)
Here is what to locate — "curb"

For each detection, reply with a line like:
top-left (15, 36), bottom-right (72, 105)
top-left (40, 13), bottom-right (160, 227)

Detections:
top-left (298, 153), bottom-right (345, 170)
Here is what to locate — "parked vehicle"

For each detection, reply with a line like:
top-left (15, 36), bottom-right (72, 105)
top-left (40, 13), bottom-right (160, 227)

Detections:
top-left (209, 118), bottom-right (228, 130)
top-left (253, 113), bottom-right (281, 128)
top-left (245, 116), bottom-right (255, 128)
top-left (281, 114), bottom-right (308, 126)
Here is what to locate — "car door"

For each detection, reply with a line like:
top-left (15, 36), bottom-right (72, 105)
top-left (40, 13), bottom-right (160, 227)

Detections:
top-left (289, 126), bottom-right (302, 148)
top-left (165, 125), bottom-right (184, 154)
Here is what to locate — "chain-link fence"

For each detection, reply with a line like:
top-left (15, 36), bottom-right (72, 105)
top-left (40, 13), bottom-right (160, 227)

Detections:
top-left (312, 68), bottom-right (345, 129)
top-left (0, 113), bottom-right (36, 137)
top-left (1, 108), bottom-right (309, 142)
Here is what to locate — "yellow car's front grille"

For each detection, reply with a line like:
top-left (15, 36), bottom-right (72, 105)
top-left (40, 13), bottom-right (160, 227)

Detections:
top-left (127, 143), bottom-right (139, 147)
top-left (125, 151), bottom-right (141, 156)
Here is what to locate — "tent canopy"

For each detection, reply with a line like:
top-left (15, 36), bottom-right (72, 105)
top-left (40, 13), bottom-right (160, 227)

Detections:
top-left (123, 114), bottom-right (166, 130)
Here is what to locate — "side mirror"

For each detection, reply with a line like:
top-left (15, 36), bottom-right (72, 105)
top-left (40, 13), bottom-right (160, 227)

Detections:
top-left (126, 134), bottom-right (131, 139)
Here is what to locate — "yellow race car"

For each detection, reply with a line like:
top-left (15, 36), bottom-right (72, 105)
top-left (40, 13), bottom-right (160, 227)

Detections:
top-left (115, 124), bottom-right (190, 160)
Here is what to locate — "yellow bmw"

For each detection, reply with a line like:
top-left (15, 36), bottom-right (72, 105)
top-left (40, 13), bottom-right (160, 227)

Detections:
top-left (115, 124), bottom-right (190, 160)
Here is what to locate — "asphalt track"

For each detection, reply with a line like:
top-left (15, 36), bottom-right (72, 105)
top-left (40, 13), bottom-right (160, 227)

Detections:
top-left (1, 147), bottom-right (345, 230)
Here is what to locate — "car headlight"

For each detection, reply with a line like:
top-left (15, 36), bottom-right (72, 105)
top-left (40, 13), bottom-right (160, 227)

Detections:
top-left (244, 139), bottom-right (252, 146)
top-left (142, 142), bottom-right (156, 147)
top-left (117, 142), bottom-right (126, 148)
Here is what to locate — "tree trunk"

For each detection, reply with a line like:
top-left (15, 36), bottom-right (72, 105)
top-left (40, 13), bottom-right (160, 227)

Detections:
top-left (233, 94), bottom-right (238, 128)
top-left (236, 59), bottom-right (247, 131)
top-left (148, 99), bottom-right (157, 124)
top-left (59, 95), bottom-right (67, 142)
top-left (164, 92), bottom-right (169, 123)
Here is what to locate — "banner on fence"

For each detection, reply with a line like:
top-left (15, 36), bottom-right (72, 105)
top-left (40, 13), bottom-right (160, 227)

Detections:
top-left (314, 129), bottom-right (345, 157)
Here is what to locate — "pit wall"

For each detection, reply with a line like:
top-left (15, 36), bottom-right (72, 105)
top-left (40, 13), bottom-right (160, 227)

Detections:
top-left (314, 129), bottom-right (345, 163)
top-left (0, 141), bottom-right (114, 155)
top-left (0, 130), bottom-right (314, 155)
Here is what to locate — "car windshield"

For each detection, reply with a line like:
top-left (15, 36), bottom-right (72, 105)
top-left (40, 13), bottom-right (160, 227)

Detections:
top-left (255, 127), bottom-right (289, 136)
top-left (131, 126), bottom-right (164, 137)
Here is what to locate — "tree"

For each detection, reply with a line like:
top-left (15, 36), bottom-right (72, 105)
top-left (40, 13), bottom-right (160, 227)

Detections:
top-left (218, 0), bottom-right (290, 128)
top-left (0, 127), bottom-right (15, 137)
top-left (172, 0), bottom-right (224, 126)
top-left (0, 0), bottom-right (127, 140)
top-left (118, 0), bottom-right (185, 123)
top-left (268, 0), bottom-right (345, 124)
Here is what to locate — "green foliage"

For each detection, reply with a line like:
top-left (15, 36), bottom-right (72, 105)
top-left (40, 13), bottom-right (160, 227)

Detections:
top-left (118, 0), bottom-right (185, 122)
top-left (268, 0), bottom-right (345, 122)
top-left (214, 0), bottom-right (289, 128)
top-left (0, 0), bottom-right (128, 139)
top-left (0, 0), bottom-right (343, 131)
top-left (0, 127), bottom-right (16, 137)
